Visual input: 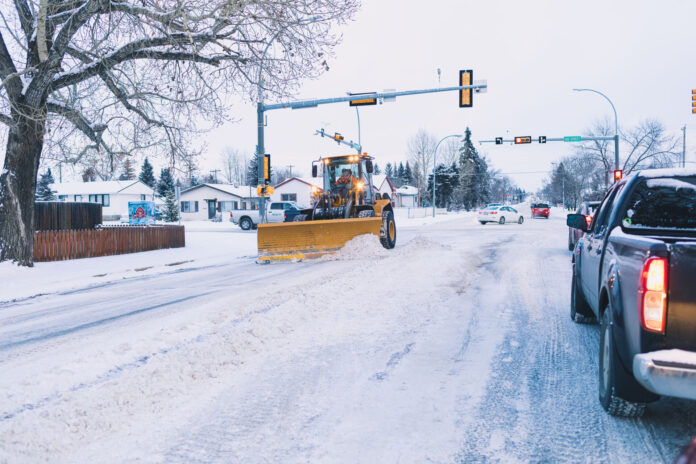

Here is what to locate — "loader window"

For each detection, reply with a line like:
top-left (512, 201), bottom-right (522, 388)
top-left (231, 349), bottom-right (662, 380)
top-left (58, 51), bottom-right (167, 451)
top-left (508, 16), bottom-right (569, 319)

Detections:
top-left (327, 161), bottom-right (359, 190)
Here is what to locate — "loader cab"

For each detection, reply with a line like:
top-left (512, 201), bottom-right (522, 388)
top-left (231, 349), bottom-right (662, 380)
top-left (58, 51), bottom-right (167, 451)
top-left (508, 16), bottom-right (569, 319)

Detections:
top-left (312, 154), bottom-right (375, 204)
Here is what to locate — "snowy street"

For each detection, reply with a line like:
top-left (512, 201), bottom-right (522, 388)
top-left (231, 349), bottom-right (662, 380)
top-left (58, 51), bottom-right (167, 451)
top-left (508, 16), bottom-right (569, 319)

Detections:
top-left (1, 212), bottom-right (695, 463)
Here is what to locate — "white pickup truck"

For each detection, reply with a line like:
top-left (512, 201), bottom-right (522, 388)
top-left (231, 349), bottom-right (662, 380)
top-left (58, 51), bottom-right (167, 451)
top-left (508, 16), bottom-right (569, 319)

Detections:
top-left (229, 201), bottom-right (303, 230)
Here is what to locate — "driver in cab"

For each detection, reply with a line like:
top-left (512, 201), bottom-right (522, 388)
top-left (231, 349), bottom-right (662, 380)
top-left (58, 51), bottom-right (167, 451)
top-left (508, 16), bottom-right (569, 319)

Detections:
top-left (335, 168), bottom-right (356, 199)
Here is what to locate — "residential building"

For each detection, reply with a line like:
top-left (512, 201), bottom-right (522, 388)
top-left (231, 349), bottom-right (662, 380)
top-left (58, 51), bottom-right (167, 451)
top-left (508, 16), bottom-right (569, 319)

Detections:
top-left (396, 185), bottom-right (418, 207)
top-left (271, 177), bottom-right (323, 208)
top-left (51, 180), bottom-right (156, 221)
top-left (371, 174), bottom-right (397, 199)
top-left (179, 184), bottom-right (258, 221)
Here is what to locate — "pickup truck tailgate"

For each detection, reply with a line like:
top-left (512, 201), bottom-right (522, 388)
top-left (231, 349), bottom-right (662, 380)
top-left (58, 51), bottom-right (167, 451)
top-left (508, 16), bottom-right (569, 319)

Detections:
top-left (667, 242), bottom-right (696, 351)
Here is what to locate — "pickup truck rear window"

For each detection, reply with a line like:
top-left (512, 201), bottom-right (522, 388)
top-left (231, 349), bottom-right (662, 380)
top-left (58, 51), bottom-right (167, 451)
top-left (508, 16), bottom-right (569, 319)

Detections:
top-left (622, 176), bottom-right (696, 231)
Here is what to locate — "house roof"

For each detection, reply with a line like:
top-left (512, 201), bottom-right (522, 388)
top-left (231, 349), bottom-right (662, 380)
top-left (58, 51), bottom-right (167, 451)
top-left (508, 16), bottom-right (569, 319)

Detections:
top-left (51, 180), bottom-right (154, 195)
top-left (397, 185), bottom-right (419, 195)
top-left (274, 177), bottom-right (323, 190)
top-left (372, 174), bottom-right (396, 192)
top-left (181, 183), bottom-right (259, 198)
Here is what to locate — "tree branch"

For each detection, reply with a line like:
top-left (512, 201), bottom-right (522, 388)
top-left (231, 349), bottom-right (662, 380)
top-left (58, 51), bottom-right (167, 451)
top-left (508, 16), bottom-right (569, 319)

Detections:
top-left (13, 0), bottom-right (34, 42)
top-left (0, 30), bottom-right (23, 101)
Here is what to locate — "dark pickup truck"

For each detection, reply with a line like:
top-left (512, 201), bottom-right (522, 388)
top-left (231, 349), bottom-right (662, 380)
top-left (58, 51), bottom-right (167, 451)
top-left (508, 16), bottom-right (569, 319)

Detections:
top-left (567, 169), bottom-right (696, 417)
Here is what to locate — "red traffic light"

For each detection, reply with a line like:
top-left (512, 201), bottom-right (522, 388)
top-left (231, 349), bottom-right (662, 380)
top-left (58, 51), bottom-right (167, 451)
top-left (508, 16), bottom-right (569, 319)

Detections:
top-left (514, 136), bottom-right (532, 144)
top-left (613, 169), bottom-right (623, 182)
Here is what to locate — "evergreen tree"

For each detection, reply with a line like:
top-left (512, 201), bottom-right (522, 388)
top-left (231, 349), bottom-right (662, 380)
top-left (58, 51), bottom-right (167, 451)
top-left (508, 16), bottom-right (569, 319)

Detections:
top-left (157, 168), bottom-right (175, 198)
top-left (385, 163), bottom-right (393, 179)
top-left (404, 162), bottom-right (413, 185)
top-left (35, 169), bottom-right (56, 201)
top-left (139, 157), bottom-right (156, 187)
top-left (246, 155), bottom-right (258, 186)
top-left (455, 127), bottom-right (490, 210)
top-left (396, 162), bottom-right (405, 187)
top-left (373, 163), bottom-right (382, 175)
top-left (190, 175), bottom-right (200, 187)
top-left (119, 159), bottom-right (136, 180)
top-left (163, 188), bottom-right (179, 222)
top-left (427, 163), bottom-right (459, 208)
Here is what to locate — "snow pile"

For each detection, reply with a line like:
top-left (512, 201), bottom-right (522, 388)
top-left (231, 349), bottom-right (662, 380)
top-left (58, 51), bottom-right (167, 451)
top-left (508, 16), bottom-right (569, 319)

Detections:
top-left (317, 234), bottom-right (390, 261)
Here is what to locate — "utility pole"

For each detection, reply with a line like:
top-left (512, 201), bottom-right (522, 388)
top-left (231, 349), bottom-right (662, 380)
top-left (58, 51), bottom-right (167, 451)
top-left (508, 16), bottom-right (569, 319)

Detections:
top-left (209, 169), bottom-right (220, 183)
top-left (682, 125), bottom-right (687, 168)
top-left (287, 164), bottom-right (294, 177)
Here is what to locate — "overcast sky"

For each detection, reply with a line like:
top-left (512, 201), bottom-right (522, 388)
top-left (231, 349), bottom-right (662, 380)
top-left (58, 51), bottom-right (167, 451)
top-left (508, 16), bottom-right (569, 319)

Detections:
top-left (199, 0), bottom-right (696, 191)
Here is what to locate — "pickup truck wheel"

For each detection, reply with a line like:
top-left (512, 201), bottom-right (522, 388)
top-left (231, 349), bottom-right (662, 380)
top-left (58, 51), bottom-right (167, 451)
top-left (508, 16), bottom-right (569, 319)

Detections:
top-left (599, 309), bottom-right (647, 418)
top-left (571, 264), bottom-right (595, 323)
top-left (568, 231), bottom-right (575, 251)
top-left (240, 217), bottom-right (252, 230)
top-left (293, 214), bottom-right (307, 222)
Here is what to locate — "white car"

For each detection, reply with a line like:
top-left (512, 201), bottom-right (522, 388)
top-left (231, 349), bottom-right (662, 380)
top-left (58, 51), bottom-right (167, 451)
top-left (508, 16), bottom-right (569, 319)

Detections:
top-left (478, 205), bottom-right (524, 225)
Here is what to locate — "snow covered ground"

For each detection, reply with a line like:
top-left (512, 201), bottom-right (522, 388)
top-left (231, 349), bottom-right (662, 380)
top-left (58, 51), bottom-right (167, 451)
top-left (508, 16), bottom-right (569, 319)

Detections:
top-left (1, 209), bottom-right (694, 463)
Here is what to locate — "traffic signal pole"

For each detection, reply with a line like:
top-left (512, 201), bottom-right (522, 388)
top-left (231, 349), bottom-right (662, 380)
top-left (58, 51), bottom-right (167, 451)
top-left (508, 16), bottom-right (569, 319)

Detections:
top-left (256, 81), bottom-right (488, 223)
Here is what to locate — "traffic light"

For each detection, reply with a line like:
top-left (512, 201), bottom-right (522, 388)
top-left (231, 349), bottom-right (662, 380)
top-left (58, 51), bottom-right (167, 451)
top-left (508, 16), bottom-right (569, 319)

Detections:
top-left (264, 154), bottom-right (271, 184)
top-left (349, 93), bottom-right (377, 107)
top-left (495, 137), bottom-right (503, 145)
top-left (333, 132), bottom-right (344, 142)
top-left (514, 136), bottom-right (532, 144)
top-left (459, 70), bottom-right (473, 108)
top-left (613, 169), bottom-right (623, 183)
top-left (693, 90), bottom-right (696, 114)
top-left (539, 136), bottom-right (547, 144)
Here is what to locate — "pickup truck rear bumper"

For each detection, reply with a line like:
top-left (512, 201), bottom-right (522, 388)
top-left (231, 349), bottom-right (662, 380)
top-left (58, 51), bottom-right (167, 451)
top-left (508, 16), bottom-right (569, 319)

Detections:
top-left (633, 349), bottom-right (696, 400)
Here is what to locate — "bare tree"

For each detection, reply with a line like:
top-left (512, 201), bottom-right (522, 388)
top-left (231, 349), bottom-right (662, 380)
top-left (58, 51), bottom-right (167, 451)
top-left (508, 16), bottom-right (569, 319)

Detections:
top-left (438, 138), bottom-right (459, 167)
top-left (621, 119), bottom-right (680, 173)
top-left (220, 146), bottom-right (247, 185)
top-left (406, 129), bottom-right (436, 205)
top-left (0, 0), bottom-right (359, 265)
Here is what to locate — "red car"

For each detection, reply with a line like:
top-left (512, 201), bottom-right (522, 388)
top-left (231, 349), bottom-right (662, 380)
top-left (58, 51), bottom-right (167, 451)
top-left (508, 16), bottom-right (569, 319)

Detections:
top-left (531, 203), bottom-right (550, 219)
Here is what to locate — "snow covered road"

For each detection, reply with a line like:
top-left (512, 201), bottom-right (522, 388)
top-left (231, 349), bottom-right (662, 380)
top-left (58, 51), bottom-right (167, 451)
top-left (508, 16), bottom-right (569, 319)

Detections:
top-left (1, 213), bottom-right (695, 463)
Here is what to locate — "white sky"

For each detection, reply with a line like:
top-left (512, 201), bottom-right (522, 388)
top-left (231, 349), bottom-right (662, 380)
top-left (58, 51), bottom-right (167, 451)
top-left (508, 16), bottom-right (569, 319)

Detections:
top-left (200, 0), bottom-right (696, 191)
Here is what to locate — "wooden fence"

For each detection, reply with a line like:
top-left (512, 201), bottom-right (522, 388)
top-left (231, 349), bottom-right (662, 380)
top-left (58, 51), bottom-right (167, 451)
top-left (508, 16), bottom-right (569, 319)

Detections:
top-left (35, 202), bottom-right (102, 231)
top-left (33, 225), bottom-right (185, 262)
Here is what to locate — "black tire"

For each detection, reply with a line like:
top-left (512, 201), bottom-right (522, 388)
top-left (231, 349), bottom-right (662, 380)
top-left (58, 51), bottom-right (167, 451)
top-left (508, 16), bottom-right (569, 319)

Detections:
top-left (358, 209), bottom-right (375, 218)
top-left (240, 217), bottom-right (252, 230)
top-left (499, 216), bottom-right (505, 225)
top-left (518, 216), bottom-right (524, 224)
top-left (479, 221), bottom-right (486, 225)
top-left (293, 214), bottom-right (307, 222)
top-left (568, 231), bottom-right (575, 251)
top-left (570, 264), bottom-right (595, 323)
top-left (599, 309), bottom-right (647, 417)
top-left (380, 210), bottom-right (396, 249)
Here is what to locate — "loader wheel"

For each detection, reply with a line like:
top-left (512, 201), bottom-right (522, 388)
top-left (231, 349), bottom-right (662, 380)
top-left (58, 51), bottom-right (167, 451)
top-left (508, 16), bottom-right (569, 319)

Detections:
top-left (358, 209), bottom-right (376, 218)
top-left (380, 210), bottom-right (396, 249)
top-left (293, 214), bottom-right (307, 222)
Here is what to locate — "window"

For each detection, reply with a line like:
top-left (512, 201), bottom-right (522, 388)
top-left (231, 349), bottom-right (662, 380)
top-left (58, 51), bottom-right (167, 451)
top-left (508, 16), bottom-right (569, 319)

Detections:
top-left (74, 195), bottom-right (82, 201)
top-left (180, 201), bottom-right (199, 213)
top-left (270, 203), bottom-right (284, 210)
top-left (219, 201), bottom-right (238, 212)
top-left (141, 194), bottom-right (146, 201)
top-left (58, 195), bottom-right (67, 202)
top-left (88, 194), bottom-right (110, 206)
top-left (281, 193), bottom-right (297, 202)
top-left (622, 177), bottom-right (696, 232)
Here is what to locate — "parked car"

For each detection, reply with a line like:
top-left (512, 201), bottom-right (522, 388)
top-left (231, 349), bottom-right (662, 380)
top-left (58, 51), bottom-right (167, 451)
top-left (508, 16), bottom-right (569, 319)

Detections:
top-left (478, 205), bottom-right (524, 225)
top-left (568, 201), bottom-right (600, 250)
top-left (229, 201), bottom-right (303, 230)
top-left (531, 202), bottom-right (550, 219)
top-left (567, 169), bottom-right (696, 417)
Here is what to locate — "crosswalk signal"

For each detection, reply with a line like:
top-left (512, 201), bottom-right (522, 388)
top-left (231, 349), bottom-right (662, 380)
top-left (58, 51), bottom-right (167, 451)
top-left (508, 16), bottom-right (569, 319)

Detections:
top-left (613, 169), bottom-right (623, 183)
top-left (692, 90), bottom-right (696, 114)
top-left (514, 136), bottom-right (532, 144)
top-left (459, 70), bottom-right (473, 108)
top-left (539, 136), bottom-right (547, 144)
top-left (264, 154), bottom-right (271, 184)
top-left (495, 137), bottom-right (503, 145)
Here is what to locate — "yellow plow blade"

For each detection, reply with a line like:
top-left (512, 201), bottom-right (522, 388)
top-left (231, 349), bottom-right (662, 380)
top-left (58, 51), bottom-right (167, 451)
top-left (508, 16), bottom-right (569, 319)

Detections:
top-left (257, 217), bottom-right (382, 262)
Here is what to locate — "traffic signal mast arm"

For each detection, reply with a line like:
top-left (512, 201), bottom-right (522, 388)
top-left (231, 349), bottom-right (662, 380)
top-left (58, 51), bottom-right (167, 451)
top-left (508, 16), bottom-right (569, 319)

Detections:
top-left (479, 136), bottom-right (615, 144)
top-left (315, 128), bottom-right (362, 153)
top-left (262, 84), bottom-right (487, 111)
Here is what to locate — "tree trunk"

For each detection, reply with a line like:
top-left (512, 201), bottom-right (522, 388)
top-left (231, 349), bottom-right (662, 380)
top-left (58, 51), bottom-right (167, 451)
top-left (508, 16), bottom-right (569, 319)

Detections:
top-left (0, 111), bottom-right (45, 266)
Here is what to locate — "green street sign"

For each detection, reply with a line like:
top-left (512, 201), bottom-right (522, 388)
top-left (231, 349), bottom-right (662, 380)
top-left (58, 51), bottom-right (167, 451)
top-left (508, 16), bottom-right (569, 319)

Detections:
top-left (564, 136), bottom-right (582, 142)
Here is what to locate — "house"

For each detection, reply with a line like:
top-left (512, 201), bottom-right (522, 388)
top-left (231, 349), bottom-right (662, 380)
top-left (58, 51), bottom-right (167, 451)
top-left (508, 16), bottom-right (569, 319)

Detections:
top-left (271, 177), bottom-right (323, 208)
top-left (179, 183), bottom-right (258, 221)
top-left (371, 174), bottom-right (397, 199)
top-left (396, 185), bottom-right (419, 207)
top-left (51, 180), bottom-right (156, 221)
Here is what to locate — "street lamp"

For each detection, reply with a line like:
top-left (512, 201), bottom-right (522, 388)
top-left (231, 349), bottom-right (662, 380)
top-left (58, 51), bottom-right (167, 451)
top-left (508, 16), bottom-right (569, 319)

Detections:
top-left (572, 88), bottom-right (620, 171)
top-left (432, 134), bottom-right (462, 217)
top-left (256, 16), bottom-right (322, 223)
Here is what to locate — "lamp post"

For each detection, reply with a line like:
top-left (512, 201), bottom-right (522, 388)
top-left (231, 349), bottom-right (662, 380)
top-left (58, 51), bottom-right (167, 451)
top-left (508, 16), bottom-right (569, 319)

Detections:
top-left (256, 16), bottom-right (321, 223)
top-left (432, 134), bottom-right (462, 217)
top-left (573, 88), bottom-right (620, 171)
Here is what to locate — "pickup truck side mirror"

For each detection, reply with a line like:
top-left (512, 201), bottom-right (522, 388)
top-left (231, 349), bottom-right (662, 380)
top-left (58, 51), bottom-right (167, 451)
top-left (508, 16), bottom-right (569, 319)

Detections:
top-left (567, 213), bottom-right (590, 232)
top-left (365, 160), bottom-right (373, 174)
top-left (312, 165), bottom-right (318, 177)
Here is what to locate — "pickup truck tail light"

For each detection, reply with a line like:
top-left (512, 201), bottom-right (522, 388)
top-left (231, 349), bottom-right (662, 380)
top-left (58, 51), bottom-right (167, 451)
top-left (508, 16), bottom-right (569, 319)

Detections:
top-left (639, 257), bottom-right (667, 333)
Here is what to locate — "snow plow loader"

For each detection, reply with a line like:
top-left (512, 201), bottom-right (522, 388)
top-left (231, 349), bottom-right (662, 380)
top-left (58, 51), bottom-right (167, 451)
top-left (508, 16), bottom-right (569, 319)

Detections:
top-left (257, 154), bottom-right (396, 262)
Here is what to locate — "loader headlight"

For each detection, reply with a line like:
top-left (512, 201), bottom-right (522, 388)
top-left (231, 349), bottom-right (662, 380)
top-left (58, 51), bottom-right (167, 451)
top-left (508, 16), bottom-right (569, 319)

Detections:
top-left (311, 185), bottom-right (318, 194)
top-left (356, 181), bottom-right (364, 190)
